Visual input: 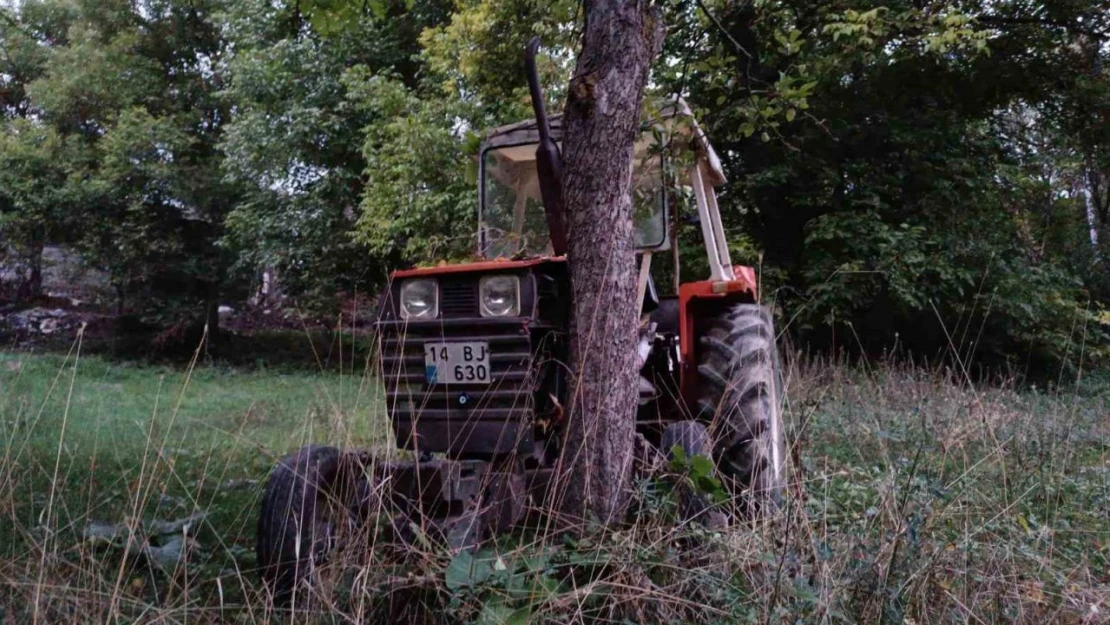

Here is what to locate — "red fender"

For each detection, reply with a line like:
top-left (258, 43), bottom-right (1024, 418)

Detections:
top-left (678, 266), bottom-right (759, 400)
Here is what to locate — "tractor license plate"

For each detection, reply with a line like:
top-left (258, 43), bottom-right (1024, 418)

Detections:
top-left (424, 342), bottom-right (490, 385)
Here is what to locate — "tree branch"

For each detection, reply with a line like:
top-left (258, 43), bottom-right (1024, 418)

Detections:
top-left (978, 15), bottom-right (1108, 40)
top-left (694, 0), bottom-right (752, 60)
top-left (0, 7), bottom-right (19, 30)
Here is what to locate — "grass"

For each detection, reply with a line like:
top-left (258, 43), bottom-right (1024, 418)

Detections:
top-left (0, 340), bottom-right (387, 622)
top-left (783, 361), bottom-right (1109, 624)
top-left (0, 337), bottom-right (1108, 623)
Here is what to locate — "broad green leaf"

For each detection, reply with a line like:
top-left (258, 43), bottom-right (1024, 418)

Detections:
top-left (446, 550), bottom-right (494, 590)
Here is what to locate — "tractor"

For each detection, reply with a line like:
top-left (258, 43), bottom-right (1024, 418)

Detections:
top-left (256, 39), bottom-right (785, 603)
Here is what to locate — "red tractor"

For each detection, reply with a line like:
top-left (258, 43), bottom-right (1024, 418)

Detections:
top-left (256, 40), bottom-right (784, 603)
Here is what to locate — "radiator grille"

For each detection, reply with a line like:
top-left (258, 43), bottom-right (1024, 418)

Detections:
top-left (441, 280), bottom-right (478, 317)
top-left (377, 318), bottom-right (537, 456)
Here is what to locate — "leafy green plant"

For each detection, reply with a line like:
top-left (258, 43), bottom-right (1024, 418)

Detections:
top-left (669, 444), bottom-right (729, 505)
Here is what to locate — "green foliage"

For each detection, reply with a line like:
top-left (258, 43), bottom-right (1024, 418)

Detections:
top-left (655, 0), bottom-right (1110, 368)
top-left (669, 443), bottom-right (728, 504)
top-left (218, 0), bottom-right (453, 301)
top-left (348, 71), bottom-right (478, 262)
top-left (0, 119), bottom-right (85, 245)
top-left (418, 0), bottom-right (577, 107)
top-left (2, 0), bottom-right (238, 324)
top-left (27, 26), bottom-right (162, 134)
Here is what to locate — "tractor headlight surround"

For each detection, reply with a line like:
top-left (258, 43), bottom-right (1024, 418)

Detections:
top-left (400, 279), bottom-right (438, 319)
top-left (479, 275), bottom-right (521, 317)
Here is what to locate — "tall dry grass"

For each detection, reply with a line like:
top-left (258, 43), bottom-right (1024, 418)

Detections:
top-left (0, 332), bottom-right (1107, 624)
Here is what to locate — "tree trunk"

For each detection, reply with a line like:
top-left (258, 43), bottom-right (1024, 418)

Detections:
top-left (1083, 167), bottom-right (1100, 253)
top-left (556, 0), bottom-right (664, 526)
top-left (15, 238), bottom-right (44, 302)
top-left (203, 276), bottom-right (222, 353)
top-left (115, 283), bottom-right (126, 317)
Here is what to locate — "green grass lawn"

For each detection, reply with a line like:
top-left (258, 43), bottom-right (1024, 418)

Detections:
top-left (0, 348), bottom-right (1107, 624)
top-left (0, 348), bottom-right (388, 619)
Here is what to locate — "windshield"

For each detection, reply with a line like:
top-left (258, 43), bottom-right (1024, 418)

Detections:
top-left (479, 138), bottom-right (668, 258)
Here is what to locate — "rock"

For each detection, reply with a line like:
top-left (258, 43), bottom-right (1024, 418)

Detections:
top-left (3, 307), bottom-right (77, 336)
top-left (144, 535), bottom-right (196, 571)
top-left (83, 521), bottom-right (129, 544)
top-left (7, 311), bottom-right (32, 331)
top-left (83, 521), bottom-right (143, 551)
top-left (158, 493), bottom-right (188, 509)
top-left (146, 512), bottom-right (206, 537)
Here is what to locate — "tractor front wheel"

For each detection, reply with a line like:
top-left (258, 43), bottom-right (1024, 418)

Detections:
top-left (696, 303), bottom-right (785, 515)
top-left (257, 445), bottom-right (364, 606)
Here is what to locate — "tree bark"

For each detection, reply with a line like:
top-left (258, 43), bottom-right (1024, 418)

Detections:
top-left (16, 237), bottom-right (44, 302)
top-left (556, 0), bottom-right (664, 526)
top-left (204, 279), bottom-right (220, 350)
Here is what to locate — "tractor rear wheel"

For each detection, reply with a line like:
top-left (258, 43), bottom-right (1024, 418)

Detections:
top-left (695, 303), bottom-right (784, 515)
top-left (257, 445), bottom-right (362, 606)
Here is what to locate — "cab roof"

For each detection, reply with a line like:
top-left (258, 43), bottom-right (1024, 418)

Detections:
top-left (481, 97), bottom-right (727, 187)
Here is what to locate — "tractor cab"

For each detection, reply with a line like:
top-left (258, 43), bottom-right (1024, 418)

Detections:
top-left (476, 99), bottom-right (740, 290)
top-left (479, 114), bottom-right (671, 259)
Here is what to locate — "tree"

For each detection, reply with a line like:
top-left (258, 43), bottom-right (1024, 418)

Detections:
top-left (220, 0), bottom-right (454, 305)
top-left (348, 72), bottom-right (478, 265)
top-left (2, 0), bottom-right (1106, 371)
top-left (0, 0), bottom-right (242, 341)
top-left (650, 0), bottom-right (1110, 368)
top-left (556, 0), bottom-right (664, 524)
top-left (0, 120), bottom-right (84, 300)
top-left (0, 0), bottom-right (76, 299)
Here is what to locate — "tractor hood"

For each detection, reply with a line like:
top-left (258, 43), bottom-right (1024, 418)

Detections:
top-left (378, 256), bottom-right (569, 326)
top-left (391, 256), bottom-right (565, 280)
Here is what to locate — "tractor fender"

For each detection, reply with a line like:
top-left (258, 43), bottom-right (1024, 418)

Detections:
top-left (677, 266), bottom-right (759, 399)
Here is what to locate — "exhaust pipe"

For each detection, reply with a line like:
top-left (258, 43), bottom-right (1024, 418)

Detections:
top-left (524, 37), bottom-right (568, 257)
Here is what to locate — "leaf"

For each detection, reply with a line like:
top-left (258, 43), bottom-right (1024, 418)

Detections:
top-left (477, 602), bottom-right (532, 625)
top-left (690, 454), bottom-right (715, 479)
top-left (520, 553), bottom-right (551, 574)
top-left (786, 108), bottom-right (797, 122)
top-left (445, 550), bottom-right (493, 590)
top-left (1016, 513), bottom-right (1031, 534)
top-left (670, 444), bottom-right (687, 465)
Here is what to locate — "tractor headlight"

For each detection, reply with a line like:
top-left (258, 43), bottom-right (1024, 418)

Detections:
top-left (400, 279), bottom-right (438, 319)
top-left (479, 275), bottom-right (520, 317)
